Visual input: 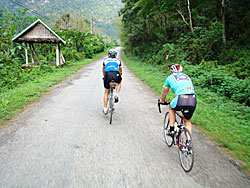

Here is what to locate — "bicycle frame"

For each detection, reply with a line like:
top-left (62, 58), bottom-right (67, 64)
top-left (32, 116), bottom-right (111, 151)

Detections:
top-left (158, 99), bottom-right (184, 125)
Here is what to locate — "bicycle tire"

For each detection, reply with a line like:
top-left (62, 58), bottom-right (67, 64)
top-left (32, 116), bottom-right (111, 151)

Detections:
top-left (163, 112), bottom-right (173, 147)
top-left (177, 126), bottom-right (194, 172)
top-left (109, 92), bottom-right (114, 124)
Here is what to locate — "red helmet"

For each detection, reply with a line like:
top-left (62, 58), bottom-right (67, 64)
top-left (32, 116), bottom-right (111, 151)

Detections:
top-left (170, 64), bottom-right (183, 73)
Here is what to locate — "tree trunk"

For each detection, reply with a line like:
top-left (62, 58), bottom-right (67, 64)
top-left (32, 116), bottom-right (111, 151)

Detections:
top-left (221, 0), bottom-right (226, 44)
top-left (187, 0), bottom-right (194, 33)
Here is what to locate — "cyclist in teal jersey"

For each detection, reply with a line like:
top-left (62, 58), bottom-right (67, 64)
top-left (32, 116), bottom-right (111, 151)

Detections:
top-left (161, 64), bottom-right (197, 138)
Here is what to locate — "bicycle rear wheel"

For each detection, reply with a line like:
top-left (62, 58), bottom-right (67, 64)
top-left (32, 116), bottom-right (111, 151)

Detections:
top-left (163, 112), bottom-right (173, 147)
top-left (177, 126), bottom-right (194, 172)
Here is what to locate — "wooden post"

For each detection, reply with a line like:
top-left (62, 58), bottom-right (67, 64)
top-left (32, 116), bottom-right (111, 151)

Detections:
top-left (56, 43), bottom-right (59, 66)
top-left (29, 43), bottom-right (35, 64)
top-left (31, 43), bottom-right (40, 64)
top-left (25, 43), bottom-right (29, 66)
top-left (58, 44), bottom-right (63, 65)
top-left (60, 52), bottom-right (65, 65)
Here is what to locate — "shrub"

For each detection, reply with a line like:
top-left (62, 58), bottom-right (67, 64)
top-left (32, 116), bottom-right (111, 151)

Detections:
top-left (0, 61), bottom-right (23, 91)
top-left (184, 61), bottom-right (250, 106)
top-left (226, 57), bottom-right (250, 79)
top-left (177, 21), bottom-right (223, 64)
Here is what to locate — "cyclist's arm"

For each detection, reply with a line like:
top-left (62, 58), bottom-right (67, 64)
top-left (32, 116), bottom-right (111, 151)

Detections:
top-left (119, 66), bottom-right (122, 76)
top-left (161, 87), bottom-right (169, 103)
top-left (102, 65), bottom-right (106, 77)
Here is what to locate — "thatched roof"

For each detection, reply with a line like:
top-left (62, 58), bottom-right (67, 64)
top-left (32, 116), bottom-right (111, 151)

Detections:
top-left (12, 19), bottom-right (66, 44)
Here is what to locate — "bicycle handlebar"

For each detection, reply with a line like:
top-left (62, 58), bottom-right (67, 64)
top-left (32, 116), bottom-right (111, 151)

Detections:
top-left (158, 99), bottom-right (170, 113)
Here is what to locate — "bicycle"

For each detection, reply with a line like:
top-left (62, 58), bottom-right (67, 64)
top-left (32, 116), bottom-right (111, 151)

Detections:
top-left (107, 80), bottom-right (117, 124)
top-left (158, 99), bottom-right (194, 172)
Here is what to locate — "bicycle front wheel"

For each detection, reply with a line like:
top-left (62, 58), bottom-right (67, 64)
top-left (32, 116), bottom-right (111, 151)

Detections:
top-left (163, 112), bottom-right (173, 147)
top-left (109, 106), bottom-right (113, 124)
top-left (177, 127), bottom-right (194, 172)
top-left (109, 93), bottom-right (114, 124)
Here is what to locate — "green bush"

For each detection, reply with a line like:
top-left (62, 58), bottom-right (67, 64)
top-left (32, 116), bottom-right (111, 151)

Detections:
top-left (63, 48), bottom-right (82, 61)
top-left (0, 61), bottom-right (23, 91)
top-left (226, 57), bottom-right (250, 79)
top-left (39, 60), bottom-right (54, 73)
top-left (177, 21), bottom-right (223, 64)
top-left (184, 62), bottom-right (250, 106)
top-left (84, 47), bottom-right (94, 58)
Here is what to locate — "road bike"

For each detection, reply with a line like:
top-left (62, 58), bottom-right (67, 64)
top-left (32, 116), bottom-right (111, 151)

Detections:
top-left (158, 99), bottom-right (194, 172)
top-left (107, 80), bottom-right (117, 124)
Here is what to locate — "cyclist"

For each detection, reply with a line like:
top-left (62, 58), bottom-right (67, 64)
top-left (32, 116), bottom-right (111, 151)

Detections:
top-left (102, 49), bottom-right (122, 115)
top-left (161, 64), bottom-right (196, 140)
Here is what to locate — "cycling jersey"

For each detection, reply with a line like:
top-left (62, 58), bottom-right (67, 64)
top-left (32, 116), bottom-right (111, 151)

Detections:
top-left (103, 57), bottom-right (121, 73)
top-left (163, 72), bottom-right (196, 108)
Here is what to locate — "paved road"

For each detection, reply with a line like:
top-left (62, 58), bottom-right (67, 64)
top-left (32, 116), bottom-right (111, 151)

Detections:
top-left (0, 47), bottom-right (249, 188)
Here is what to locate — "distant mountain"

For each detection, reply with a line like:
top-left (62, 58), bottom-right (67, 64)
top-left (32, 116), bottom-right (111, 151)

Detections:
top-left (1, 0), bottom-right (124, 39)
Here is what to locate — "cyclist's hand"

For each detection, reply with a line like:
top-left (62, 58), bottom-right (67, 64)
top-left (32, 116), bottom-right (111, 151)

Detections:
top-left (158, 100), bottom-right (169, 105)
top-left (158, 99), bottom-right (166, 105)
top-left (161, 101), bottom-right (166, 105)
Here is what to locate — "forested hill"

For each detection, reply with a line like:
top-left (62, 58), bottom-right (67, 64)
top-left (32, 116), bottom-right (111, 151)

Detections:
top-left (0, 0), bottom-right (123, 39)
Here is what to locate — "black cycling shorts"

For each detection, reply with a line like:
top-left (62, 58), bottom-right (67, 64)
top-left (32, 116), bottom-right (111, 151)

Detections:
top-left (173, 94), bottom-right (197, 120)
top-left (104, 71), bottom-right (122, 89)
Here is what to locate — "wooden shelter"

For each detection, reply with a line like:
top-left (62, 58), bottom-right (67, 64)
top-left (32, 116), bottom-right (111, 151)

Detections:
top-left (12, 19), bottom-right (66, 66)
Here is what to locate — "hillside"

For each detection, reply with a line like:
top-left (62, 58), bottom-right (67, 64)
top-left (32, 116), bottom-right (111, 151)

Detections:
top-left (0, 0), bottom-right (124, 39)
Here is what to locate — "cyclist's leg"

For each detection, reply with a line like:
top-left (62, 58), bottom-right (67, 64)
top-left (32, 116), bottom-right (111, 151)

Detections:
top-left (169, 96), bottom-right (179, 132)
top-left (169, 106), bottom-right (175, 128)
top-left (183, 108), bottom-right (195, 136)
top-left (182, 95), bottom-right (197, 138)
top-left (116, 82), bottom-right (122, 94)
top-left (104, 88), bottom-right (109, 108)
top-left (184, 118), bottom-right (192, 134)
top-left (103, 72), bottom-right (111, 108)
top-left (113, 72), bottom-right (122, 103)
top-left (114, 72), bottom-right (122, 95)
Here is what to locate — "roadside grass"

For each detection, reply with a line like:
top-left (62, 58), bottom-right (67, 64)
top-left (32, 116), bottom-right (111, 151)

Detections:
top-left (122, 54), bottom-right (250, 174)
top-left (0, 52), bottom-right (106, 127)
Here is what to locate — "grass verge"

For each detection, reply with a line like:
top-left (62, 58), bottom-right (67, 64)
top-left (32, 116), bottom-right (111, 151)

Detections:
top-left (0, 52), bottom-right (106, 127)
top-left (122, 53), bottom-right (250, 174)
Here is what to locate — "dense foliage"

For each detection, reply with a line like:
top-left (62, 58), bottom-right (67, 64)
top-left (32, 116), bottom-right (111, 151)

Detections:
top-left (0, 8), bottom-right (115, 93)
top-left (119, 0), bottom-right (250, 106)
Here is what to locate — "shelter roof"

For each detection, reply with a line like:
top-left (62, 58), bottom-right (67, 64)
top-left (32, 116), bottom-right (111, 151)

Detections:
top-left (12, 19), bottom-right (66, 44)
